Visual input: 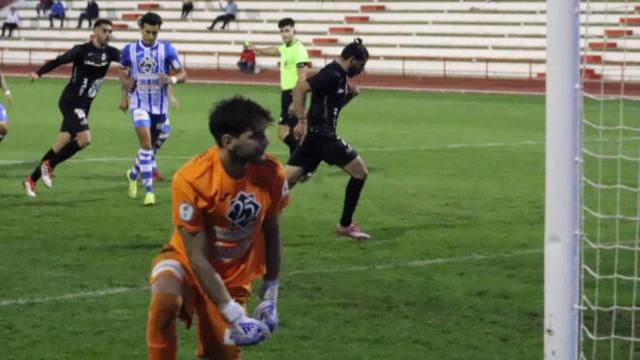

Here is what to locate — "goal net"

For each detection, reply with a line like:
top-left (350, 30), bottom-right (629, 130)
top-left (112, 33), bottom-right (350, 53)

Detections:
top-left (580, 0), bottom-right (640, 358)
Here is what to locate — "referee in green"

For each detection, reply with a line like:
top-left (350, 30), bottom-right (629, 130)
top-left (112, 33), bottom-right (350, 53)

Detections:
top-left (251, 17), bottom-right (309, 155)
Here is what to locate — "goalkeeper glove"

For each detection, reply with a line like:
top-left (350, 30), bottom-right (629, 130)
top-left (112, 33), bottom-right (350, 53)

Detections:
top-left (220, 300), bottom-right (270, 346)
top-left (252, 279), bottom-right (279, 333)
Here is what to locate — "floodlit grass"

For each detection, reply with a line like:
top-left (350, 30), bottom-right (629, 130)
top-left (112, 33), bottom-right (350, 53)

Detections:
top-left (0, 77), bottom-right (548, 359)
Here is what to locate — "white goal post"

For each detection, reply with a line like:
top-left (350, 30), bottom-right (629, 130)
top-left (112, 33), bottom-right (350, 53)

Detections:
top-left (544, 0), bottom-right (582, 359)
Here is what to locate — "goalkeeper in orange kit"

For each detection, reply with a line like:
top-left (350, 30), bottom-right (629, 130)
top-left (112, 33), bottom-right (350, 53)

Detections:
top-left (146, 96), bottom-right (289, 360)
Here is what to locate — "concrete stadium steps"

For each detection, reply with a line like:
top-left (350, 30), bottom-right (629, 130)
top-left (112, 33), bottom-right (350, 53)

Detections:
top-left (4, 0), bottom-right (640, 81)
top-left (13, 1), bottom-right (640, 14)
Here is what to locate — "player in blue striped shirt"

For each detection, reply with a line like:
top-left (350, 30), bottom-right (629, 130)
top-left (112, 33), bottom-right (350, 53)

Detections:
top-left (119, 12), bottom-right (186, 206)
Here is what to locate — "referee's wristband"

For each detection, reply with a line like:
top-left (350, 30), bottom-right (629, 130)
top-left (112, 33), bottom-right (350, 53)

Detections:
top-left (170, 76), bottom-right (177, 85)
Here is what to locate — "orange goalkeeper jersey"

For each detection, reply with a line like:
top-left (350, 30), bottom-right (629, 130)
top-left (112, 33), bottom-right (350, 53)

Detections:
top-left (168, 146), bottom-right (289, 288)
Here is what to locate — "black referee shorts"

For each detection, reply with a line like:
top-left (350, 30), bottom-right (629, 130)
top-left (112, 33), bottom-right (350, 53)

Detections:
top-left (278, 90), bottom-right (299, 127)
top-left (58, 97), bottom-right (91, 136)
top-left (287, 132), bottom-right (358, 173)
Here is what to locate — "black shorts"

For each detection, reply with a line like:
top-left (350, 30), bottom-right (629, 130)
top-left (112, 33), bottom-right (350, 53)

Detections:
top-left (287, 132), bottom-right (358, 173)
top-left (59, 97), bottom-right (91, 136)
top-left (279, 90), bottom-right (298, 127)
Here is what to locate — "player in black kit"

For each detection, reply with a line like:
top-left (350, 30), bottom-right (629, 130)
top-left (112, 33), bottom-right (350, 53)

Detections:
top-left (23, 19), bottom-right (125, 197)
top-left (288, 38), bottom-right (371, 240)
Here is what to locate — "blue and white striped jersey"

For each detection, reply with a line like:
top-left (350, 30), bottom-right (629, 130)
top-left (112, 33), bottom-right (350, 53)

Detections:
top-left (121, 40), bottom-right (181, 115)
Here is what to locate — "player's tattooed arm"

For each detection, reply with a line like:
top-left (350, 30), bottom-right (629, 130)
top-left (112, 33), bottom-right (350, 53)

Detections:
top-left (292, 80), bottom-right (311, 143)
top-left (180, 227), bottom-right (233, 306)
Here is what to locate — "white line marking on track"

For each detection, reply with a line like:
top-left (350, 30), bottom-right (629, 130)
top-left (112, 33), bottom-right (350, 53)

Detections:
top-left (0, 249), bottom-right (540, 307)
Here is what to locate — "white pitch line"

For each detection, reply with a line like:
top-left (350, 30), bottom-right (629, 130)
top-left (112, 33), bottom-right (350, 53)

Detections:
top-left (0, 139), bottom-right (546, 166)
top-left (0, 248), bottom-right (540, 307)
top-left (0, 286), bottom-right (148, 307)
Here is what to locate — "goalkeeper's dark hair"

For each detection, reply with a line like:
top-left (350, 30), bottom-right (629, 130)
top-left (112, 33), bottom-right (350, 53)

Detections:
top-left (138, 12), bottom-right (163, 28)
top-left (278, 17), bottom-right (295, 28)
top-left (341, 38), bottom-right (369, 62)
top-left (93, 19), bottom-right (112, 29)
top-left (209, 96), bottom-right (273, 145)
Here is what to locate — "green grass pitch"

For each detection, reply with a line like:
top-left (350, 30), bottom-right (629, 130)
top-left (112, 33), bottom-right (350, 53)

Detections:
top-left (0, 77), bottom-right (547, 359)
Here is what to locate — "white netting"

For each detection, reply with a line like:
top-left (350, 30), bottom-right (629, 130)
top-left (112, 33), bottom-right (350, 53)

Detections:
top-left (580, 1), bottom-right (640, 358)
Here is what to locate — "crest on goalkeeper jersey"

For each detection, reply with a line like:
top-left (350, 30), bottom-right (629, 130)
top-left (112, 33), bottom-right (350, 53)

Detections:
top-left (226, 192), bottom-right (262, 228)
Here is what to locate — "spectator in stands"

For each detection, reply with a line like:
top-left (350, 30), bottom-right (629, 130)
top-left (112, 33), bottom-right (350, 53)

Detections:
top-left (237, 42), bottom-right (256, 74)
top-left (207, 0), bottom-right (237, 30)
top-left (2, 7), bottom-right (19, 38)
top-left (181, 0), bottom-right (194, 20)
top-left (49, 0), bottom-right (65, 28)
top-left (77, 0), bottom-right (99, 28)
top-left (36, 0), bottom-right (53, 18)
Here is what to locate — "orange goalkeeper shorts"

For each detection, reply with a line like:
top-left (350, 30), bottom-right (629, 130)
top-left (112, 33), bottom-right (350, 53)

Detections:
top-left (149, 245), bottom-right (251, 360)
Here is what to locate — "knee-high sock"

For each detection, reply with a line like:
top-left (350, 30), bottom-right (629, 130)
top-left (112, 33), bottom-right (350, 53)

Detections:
top-left (153, 128), bottom-right (170, 173)
top-left (30, 149), bottom-right (56, 182)
top-left (129, 157), bottom-right (141, 180)
top-left (340, 177), bottom-right (366, 227)
top-left (49, 140), bottom-right (80, 168)
top-left (147, 292), bottom-right (182, 360)
top-left (153, 127), bottom-right (170, 153)
top-left (138, 148), bottom-right (155, 192)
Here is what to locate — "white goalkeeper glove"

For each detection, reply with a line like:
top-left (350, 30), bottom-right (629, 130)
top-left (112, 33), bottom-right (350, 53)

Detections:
top-left (252, 279), bottom-right (279, 333)
top-left (220, 300), bottom-right (270, 346)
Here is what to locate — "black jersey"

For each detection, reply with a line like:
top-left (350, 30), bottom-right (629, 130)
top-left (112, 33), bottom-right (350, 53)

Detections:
top-left (36, 42), bottom-right (120, 104)
top-left (306, 61), bottom-right (349, 134)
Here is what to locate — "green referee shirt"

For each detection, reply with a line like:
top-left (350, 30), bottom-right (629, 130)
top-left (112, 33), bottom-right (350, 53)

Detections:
top-left (278, 40), bottom-right (309, 91)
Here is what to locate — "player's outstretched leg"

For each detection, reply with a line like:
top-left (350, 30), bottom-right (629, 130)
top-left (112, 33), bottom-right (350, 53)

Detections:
top-left (147, 270), bottom-right (183, 360)
top-left (41, 138), bottom-right (84, 188)
top-left (337, 156), bottom-right (370, 240)
top-left (139, 148), bottom-right (155, 205)
top-left (23, 176), bottom-right (37, 197)
top-left (126, 169), bottom-right (138, 199)
top-left (25, 148), bottom-right (55, 196)
top-left (152, 122), bottom-right (170, 181)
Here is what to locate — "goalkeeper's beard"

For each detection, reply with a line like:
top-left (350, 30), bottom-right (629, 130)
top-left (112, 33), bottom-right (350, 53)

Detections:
top-left (230, 147), bottom-right (267, 164)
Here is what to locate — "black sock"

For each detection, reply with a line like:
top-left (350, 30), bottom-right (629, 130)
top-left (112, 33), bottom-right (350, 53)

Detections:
top-left (30, 149), bottom-right (56, 182)
top-left (49, 140), bottom-right (81, 168)
top-left (340, 177), bottom-right (366, 227)
top-left (283, 133), bottom-right (298, 155)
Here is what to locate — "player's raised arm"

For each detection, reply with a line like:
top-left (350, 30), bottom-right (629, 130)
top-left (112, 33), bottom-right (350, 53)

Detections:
top-left (250, 44), bottom-right (279, 56)
top-left (32, 45), bottom-right (83, 80)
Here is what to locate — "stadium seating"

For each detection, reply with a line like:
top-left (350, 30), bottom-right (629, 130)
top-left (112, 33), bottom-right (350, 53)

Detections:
top-left (0, 1), bottom-right (638, 80)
